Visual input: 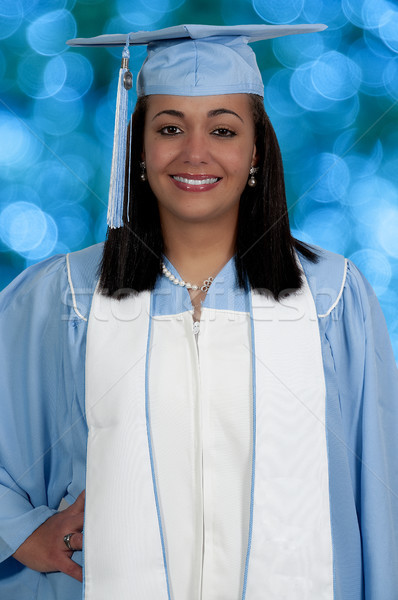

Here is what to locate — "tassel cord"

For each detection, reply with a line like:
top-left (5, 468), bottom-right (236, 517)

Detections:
top-left (107, 41), bottom-right (131, 229)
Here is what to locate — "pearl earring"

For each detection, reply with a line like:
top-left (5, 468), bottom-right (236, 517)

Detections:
top-left (248, 165), bottom-right (258, 188)
top-left (140, 161), bottom-right (147, 182)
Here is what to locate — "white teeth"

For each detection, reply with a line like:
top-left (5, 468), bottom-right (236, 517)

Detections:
top-left (172, 176), bottom-right (218, 185)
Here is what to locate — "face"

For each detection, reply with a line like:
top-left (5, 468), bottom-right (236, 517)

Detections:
top-left (142, 94), bottom-right (257, 228)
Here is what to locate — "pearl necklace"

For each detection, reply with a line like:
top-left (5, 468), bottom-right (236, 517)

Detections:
top-left (161, 262), bottom-right (214, 292)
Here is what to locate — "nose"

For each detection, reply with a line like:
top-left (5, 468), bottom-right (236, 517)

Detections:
top-left (181, 130), bottom-right (210, 165)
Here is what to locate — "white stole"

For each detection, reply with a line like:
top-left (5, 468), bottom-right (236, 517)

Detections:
top-left (84, 276), bottom-right (333, 599)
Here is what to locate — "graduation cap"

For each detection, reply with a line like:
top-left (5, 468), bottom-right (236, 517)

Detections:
top-left (67, 24), bottom-right (327, 228)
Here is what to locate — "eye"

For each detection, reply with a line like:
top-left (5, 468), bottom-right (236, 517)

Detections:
top-left (212, 128), bottom-right (236, 138)
top-left (159, 125), bottom-right (183, 136)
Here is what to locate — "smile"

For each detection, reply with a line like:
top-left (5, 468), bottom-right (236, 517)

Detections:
top-left (172, 175), bottom-right (220, 185)
top-left (170, 174), bottom-right (222, 193)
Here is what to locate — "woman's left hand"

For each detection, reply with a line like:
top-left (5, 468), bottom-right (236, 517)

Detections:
top-left (12, 490), bottom-right (85, 582)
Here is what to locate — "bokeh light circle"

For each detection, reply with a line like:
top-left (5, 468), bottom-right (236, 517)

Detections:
top-left (361, 0), bottom-right (396, 31)
top-left (302, 0), bottom-right (348, 30)
top-left (383, 58), bottom-right (398, 100)
top-left (290, 62), bottom-right (334, 111)
top-left (349, 248), bottom-right (392, 296)
top-left (22, 213), bottom-right (58, 260)
top-left (376, 207), bottom-right (398, 258)
top-left (349, 39), bottom-right (393, 96)
top-left (136, 0), bottom-right (185, 11)
top-left (344, 144), bottom-right (383, 183)
top-left (0, 0), bottom-right (23, 40)
top-left (53, 205), bottom-right (91, 249)
top-left (27, 10), bottom-right (77, 56)
top-left (252, 0), bottom-right (304, 24)
top-left (303, 94), bottom-right (360, 133)
top-left (113, 2), bottom-right (168, 26)
top-left (378, 9), bottom-right (398, 53)
top-left (33, 160), bottom-right (89, 209)
top-left (311, 51), bottom-right (361, 101)
top-left (364, 29), bottom-right (396, 58)
top-left (95, 98), bottom-right (115, 149)
top-left (50, 133), bottom-right (103, 181)
top-left (53, 53), bottom-right (94, 102)
top-left (0, 202), bottom-right (47, 253)
top-left (341, 0), bottom-right (366, 28)
top-left (21, 0), bottom-right (71, 22)
top-left (18, 54), bottom-right (57, 99)
top-left (349, 176), bottom-right (396, 211)
top-left (301, 153), bottom-right (350, 204)
top-left (296, 207), bottom-right (351, 255)
top-left (33, 96), bottom-right (84, 135)
top-left (43, 55), bottom-right (67, 96)
top-left (103, 15), bottom-right (165, 57)
top-left (333, 128), bottom-right (358, 157)
top-left (95, 210), bottom-right (108, 244)
top-left (264, 69), bottom-right (304, 118)
top-left (272, 32), bottom-right (325, 69)
top-left (0, 112), bottom-right (33, 166)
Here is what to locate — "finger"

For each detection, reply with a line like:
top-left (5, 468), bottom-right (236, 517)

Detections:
top-left (68, 490), bottom-right (85, 515)
top-left (58, 555), bottom-right (83, 583)
top-left (65, 512), bottom-right (84, 533)
top-left (63, 532), bottom-right (83, 552)
top-left (71, 532), bottom-right (83, 551)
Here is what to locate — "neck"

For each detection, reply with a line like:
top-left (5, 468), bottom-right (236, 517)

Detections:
top-left (162, 218), bottom-right (237, 284)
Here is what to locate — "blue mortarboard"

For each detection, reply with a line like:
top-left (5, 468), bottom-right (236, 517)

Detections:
top-left (67, 24), bottom-right (327, 227)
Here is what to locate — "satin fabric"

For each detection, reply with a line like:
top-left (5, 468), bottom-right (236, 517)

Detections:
top-left (0, 243), bottom-right (397, 599)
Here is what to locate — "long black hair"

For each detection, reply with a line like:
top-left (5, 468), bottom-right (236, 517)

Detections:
top-left (99, 94), bottom-right (317, 299)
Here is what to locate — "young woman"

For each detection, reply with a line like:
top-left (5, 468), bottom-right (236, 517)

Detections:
top-left (1, 24), bottom-right (397, 600)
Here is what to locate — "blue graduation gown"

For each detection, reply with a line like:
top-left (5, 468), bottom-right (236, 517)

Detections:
top-left (0, 243), bottom-right (397, 599)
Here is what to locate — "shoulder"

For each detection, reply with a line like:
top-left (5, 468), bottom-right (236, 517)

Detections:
top-left (66, 242), bottom-right (104, 290)
top-left (297, 243), bottom-right (372, 319)
top-left (0, 243), bottom-right (103, 321)
top-left (297, 244), bottom-right (347, 317)
top-left (0, 251), bottom-right (68, 314)
top-left (65, 243), bottom-right (104, 321)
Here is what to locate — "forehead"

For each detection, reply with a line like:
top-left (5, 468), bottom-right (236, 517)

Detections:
top-left (146, 93), bottom-right (253, 119)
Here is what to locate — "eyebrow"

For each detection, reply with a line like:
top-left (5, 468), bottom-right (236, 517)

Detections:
top-left (208, 108), bottom-right (244, 122)
top-left (151, 108), bottom-right (244, 123)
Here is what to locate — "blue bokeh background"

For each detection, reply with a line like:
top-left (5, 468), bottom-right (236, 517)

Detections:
top-left (0, 0), bottom-right (397, 360)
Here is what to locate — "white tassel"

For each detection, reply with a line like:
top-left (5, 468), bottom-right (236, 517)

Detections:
top-left (107, 41), bottom-right (132, 229)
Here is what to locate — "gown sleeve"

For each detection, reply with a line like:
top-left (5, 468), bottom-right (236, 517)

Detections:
top-left (0, 254), bottom-right (82, 562)
top-left (325, 259), bottom-right (398, 598)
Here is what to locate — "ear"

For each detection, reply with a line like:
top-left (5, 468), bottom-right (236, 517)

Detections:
top-left (251, 142), bottom-right (258, 167)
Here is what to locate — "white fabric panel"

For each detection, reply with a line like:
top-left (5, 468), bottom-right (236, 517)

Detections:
top-left (148, 309), bottom-right (252, 600)
top-left (85, 291), bottom-right (169, 600)
top-left (84, 274), bottom-right (332, 599)
top-left (246, 280), bottom-right (333, 599)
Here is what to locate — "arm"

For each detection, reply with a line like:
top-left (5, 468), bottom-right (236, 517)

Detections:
top-left (328, 260), bottom-right (398, 598)
top-left (0, 255), bottom-right (85, 580)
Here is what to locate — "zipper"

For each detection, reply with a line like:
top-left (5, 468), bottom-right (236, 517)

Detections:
top-left (192, 319), bottom-right (200, 339)
top-left (192, 318), bottom-right (204, 599)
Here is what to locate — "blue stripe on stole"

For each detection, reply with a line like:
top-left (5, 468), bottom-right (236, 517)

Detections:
top-left (145, 291), bottom-right (172, 599)
top-left (241, 290), bottom-right (257, 600)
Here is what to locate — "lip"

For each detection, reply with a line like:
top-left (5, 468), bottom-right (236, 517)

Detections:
top-left (170, 173), bottom-right (222, 193)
